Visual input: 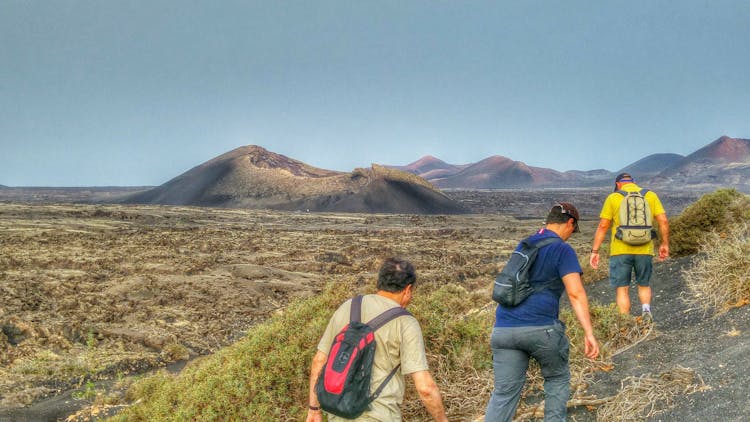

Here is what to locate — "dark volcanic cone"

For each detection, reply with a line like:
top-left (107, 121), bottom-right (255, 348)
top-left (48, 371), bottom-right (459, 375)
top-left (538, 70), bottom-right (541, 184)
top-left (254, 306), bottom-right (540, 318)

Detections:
top-left (123, 146), bottom-right (467, 214)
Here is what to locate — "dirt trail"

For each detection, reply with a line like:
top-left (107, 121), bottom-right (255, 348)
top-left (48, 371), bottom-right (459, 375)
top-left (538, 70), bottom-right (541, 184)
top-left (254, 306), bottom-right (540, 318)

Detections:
top-left (568, 256), bottom-right (750, 421)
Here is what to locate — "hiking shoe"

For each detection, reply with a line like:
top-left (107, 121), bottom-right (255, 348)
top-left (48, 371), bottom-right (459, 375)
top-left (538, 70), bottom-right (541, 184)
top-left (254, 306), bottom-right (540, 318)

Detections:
top-left (641, 310), bottom-right (653, 324)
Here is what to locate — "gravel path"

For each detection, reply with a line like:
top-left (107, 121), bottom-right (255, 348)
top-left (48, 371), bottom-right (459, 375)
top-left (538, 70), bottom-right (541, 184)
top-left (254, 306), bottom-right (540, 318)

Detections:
top-left (570, 256), bottom-right (750, 421)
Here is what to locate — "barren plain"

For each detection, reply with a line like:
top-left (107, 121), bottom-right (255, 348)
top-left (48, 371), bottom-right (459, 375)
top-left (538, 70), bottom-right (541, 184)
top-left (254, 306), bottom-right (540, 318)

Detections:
top-left (0, 189), bottom-right (706, 421)
top-left (0, 201), bottom-right (576, 419)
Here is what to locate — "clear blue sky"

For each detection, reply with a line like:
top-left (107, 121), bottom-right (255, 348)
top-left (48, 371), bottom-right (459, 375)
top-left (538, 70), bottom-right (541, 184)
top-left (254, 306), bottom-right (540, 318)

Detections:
top-left (2, 1), bottom-right (748, 186)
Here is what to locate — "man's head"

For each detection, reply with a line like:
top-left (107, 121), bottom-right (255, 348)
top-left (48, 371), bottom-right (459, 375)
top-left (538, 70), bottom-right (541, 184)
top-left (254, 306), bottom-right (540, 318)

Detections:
top-left (377, 257), bottom-right (416, 293)
top-left (614, 172), bottom-right (635, 191)
top-left (546, 202), bottom-right (580, 234)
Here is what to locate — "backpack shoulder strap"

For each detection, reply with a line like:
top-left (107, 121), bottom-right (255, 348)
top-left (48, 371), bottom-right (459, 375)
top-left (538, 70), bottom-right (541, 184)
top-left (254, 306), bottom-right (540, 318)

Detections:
top-left (365, 305), bottom-right (412, 402)
top-left (616, 189), bottom-right (627, 197)
top-left (529, 237), bottom-right (563, 293)
top-left (367, 306), bottom-right (412, 331)
top-left (370, 363), bottom-right (401, 401)
top-left (640, 188), bottom-right (650, 195)
top-left (532, 237), bottom-right (561, 249)
top-left (350, 295), bottom-right (364, 324)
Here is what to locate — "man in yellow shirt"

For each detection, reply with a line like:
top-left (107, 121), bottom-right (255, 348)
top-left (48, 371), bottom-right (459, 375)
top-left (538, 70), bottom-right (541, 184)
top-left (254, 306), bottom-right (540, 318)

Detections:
top-left (589, 173), bottom-right (670, 318)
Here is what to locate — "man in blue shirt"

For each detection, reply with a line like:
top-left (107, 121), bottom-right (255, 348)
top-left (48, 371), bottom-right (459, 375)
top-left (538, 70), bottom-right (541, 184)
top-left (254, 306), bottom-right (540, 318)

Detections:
top-left (485, 203), bottom-right (600, 422)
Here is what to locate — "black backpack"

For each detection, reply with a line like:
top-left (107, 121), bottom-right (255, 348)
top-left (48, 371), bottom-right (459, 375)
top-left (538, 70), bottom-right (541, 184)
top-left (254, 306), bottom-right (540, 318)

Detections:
top-left (315, 295), bottom-right (411, 419)
top-left (492, 237), bottom-right (561, 307)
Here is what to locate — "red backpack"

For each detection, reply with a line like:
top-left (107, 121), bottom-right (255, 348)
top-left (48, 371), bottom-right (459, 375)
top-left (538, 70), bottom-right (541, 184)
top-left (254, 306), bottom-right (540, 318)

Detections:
top-left (315, 295), bottom-right (411, 418)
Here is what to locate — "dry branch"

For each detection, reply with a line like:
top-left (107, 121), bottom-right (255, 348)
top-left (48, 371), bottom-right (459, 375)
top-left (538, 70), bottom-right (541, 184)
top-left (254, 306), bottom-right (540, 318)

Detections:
top-left (595, 366), bottom-right (706, 420)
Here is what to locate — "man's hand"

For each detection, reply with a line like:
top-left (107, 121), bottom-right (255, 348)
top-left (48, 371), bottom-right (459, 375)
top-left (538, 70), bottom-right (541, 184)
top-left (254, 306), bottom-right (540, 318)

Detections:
top-left (590, 218), bottom-right (611, 269)
top-left (411, 370), bottom-right (449, 421)
top-left (657, 243), bottom-right (669, 261)
top-left (562, 273), bottom-right (599, 360)
top-left (307, 351), bottom-right (327, 422)
top-left (584, 333), bottom-right (599, 359)
top-left (655, 214), bottom-right (670, 262)
top-left (589, 252), bottom-right (600, 269)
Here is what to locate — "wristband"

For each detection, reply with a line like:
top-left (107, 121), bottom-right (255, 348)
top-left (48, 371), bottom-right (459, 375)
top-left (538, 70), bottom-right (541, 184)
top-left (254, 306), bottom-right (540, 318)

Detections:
top-left (309, 405), bottom-right (321, 411)
top-left (591, 250), bottom-right (599, 254)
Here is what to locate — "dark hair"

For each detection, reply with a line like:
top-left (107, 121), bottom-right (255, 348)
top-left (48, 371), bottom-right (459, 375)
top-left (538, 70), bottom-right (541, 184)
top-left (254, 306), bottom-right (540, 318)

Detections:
top-left (377, 257), bottom-right (416, 293)
top-left (545, 202), bottom-right (580, 232)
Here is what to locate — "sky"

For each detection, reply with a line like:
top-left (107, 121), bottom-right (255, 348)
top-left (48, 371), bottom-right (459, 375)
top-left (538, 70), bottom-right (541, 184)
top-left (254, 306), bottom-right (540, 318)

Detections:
top-left (1, 1), bottom-right (749, 187)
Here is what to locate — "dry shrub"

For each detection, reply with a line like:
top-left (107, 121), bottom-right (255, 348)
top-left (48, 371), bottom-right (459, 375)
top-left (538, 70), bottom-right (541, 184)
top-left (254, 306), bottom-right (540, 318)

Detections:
top-left (401, 284), bottom-right (494, 421)
top-left (596, 366), bottom-right (705, 420)
top-left (580, 245), bottom-right (609, 285)
top-left (160, 343), bottom-right (190, 363)
top-left (0, 386), bottom-right (57, 408)
top-left (563, 304), bottom-right (641, 362)
top-left (683, 222), bottom-right (750, 314)
top-left (670, 189), bottom-right (750, 257)
top-left (402, 352), bottom-right (493, 422)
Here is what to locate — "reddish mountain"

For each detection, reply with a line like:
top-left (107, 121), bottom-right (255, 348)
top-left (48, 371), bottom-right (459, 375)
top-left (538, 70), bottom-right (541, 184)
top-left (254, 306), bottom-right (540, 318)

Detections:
top-left (388, 154), bottom-right (594, 189)
top-left (652, 136), bottom-right (750, 189)
top-left (123, 146), bottom-right (467, 214)
top-left (400, 155), bottom-right (454, 174)
top-left (384, 136), bottom-right (750, 191)
top-left (429, 155), bottom-right (576, 189)
top-left (390, 156), bottom-right (470, 180)
top-left (681, 136), bottom-right (750, 163)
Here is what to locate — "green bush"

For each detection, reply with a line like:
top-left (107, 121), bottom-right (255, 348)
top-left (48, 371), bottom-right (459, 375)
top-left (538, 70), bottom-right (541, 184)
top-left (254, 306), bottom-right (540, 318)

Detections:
top-left (111, 284), bottom-right (352, 421)
top-left (114, 281), bottom-right (495, 422)
top-left (409, 283), bottom-right (490, 361)
top-left (670, 189), bottom-right (750, 257)
top-left (112, 281), bottom-right (642, 421)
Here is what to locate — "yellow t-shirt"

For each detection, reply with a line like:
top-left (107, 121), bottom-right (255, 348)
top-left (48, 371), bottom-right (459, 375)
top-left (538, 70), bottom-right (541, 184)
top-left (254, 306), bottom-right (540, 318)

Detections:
top-left (599, 183), bottom-right (666, 256)
top-left (317, 294), bottom-right (429, 422)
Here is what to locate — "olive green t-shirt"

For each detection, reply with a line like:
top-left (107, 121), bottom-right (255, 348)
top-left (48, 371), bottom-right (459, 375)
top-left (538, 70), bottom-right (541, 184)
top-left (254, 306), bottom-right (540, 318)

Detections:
top-left (317, 294), bottom-right (429, 422)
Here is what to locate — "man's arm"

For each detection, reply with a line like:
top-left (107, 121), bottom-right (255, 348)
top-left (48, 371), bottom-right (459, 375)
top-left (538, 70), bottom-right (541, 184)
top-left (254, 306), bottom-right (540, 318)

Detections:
top-left (410, 370), bottom-right (449, 422)
top-left (562, 272), bottom-right (600, 359)
top-left (654, 213), bottom-right (669, 261)
top-left (305, 350), bottom-right (328, 422)
top-left (589, 218), bottom-right (611, 269)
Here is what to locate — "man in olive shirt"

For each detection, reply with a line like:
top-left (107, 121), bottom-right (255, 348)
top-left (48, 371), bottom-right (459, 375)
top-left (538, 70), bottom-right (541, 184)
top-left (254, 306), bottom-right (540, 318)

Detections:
top-left (306, 258), bottom-right (449, 422)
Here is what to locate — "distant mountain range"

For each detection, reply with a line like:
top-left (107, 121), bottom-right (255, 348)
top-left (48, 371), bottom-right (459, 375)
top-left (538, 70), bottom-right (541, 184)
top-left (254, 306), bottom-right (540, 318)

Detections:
top-left (650, 136), bottom-right (750, 188)
top-left (123, 146), bottom-right (467, 214)
top-left (119, 136), bottom-right (749, 214)
top-left (388, 136), bottom-right (750, 191)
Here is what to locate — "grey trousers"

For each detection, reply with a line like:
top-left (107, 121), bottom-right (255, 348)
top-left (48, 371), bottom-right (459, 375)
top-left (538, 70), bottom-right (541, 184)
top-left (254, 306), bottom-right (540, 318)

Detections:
top-left (485, 322), bottom-right (571, 422)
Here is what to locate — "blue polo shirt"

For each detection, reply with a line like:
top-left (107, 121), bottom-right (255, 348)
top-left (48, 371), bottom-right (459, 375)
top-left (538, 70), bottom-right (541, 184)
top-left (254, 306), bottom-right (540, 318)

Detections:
top-left (494, 229), bottom-right (582, 327)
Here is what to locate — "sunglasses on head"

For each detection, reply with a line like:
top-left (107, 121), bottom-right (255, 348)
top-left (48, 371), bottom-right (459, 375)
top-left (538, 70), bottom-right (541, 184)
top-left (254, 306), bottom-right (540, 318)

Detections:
top-left (555, 203), bottom-right (579, 233)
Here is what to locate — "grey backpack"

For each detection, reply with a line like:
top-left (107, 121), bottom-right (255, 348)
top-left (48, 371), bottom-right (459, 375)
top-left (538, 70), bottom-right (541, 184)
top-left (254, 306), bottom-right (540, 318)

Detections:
top-left (492, 237), bottom-right (561, 307)
top-left (615, 189), bottom-right (656, 245)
